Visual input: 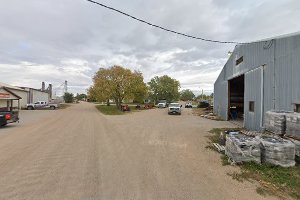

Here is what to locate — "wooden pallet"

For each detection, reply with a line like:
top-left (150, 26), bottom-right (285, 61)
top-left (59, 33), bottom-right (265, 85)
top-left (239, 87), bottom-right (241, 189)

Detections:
top-left (213, 143), bottom-right (225, 153)
top-left (241, 130), bottom-right (261, 137)
top-left (283, 135), bottom-right (300, 141)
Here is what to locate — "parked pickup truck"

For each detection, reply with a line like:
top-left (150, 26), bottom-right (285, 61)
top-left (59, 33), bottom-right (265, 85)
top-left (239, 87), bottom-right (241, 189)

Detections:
top-left (168, 103), bottom-right (182, 115)
top-left (0, 111), bottom-right (19, 126)
top-left (26, 101), bottom-right (58, 110)
top-left (185, 102), bottom-right (193, 108)
top-left (157, 100), bottom-right (168, 108)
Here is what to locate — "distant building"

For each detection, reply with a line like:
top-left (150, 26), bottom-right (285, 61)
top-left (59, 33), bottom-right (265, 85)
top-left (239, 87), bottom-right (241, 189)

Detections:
top-left (0, 87), bottom-right (22, 111)
top-left (0, 82), bottom-right (28, 108)
top-left (20, 82), bottom-right (52, 104)
top-left (0, 82), bottom-right (53, 109)
top-left (213, 32), bottom-right (300, 131)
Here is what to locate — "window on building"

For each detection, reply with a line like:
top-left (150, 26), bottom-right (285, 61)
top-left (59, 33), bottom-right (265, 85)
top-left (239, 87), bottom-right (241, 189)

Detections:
top-left (296, 104), bottom-right (300, 113)
top-left (236, 56), bottom-right (243, 66)
top-left (249, 101), bottom-right (255, 112)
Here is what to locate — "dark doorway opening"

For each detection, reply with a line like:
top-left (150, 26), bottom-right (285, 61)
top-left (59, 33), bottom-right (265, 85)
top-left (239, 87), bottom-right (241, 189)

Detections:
top-left (228, 75), bottom-right (244, 121)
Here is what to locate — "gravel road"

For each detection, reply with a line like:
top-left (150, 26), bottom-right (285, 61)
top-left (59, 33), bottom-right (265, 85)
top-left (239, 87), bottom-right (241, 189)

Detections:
top-left (0, 102), bottom-right (277, 200)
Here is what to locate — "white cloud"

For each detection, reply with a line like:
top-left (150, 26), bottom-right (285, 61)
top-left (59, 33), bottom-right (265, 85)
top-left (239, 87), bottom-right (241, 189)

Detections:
top-left (0, 60), bottom-right (92, 96)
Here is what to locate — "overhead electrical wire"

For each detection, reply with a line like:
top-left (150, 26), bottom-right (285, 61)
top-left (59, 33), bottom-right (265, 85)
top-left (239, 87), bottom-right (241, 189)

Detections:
top-left (85, 0), bottom-right (244, 44)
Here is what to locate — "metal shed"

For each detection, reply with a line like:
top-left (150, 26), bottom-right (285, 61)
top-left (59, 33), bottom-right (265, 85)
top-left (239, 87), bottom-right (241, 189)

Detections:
top-left (213, 32), bottom-right (300, 131)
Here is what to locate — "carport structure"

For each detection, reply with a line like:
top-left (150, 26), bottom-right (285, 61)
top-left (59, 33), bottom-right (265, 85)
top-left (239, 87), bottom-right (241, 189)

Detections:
top-left (0, 87), bottom-right (22, 112)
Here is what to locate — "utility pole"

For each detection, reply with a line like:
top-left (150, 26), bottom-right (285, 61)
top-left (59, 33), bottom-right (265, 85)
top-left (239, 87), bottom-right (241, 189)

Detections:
top-left (199, 87), bottom-right (204, 100)
top-left (64, 80), bottom-right (68, 93)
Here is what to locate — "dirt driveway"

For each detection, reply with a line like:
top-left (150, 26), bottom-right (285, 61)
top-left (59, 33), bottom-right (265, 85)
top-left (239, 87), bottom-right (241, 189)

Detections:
top-left (0, 109), bottom-right (57, 135)
top-left (0, 102), bottom-right (277, 200)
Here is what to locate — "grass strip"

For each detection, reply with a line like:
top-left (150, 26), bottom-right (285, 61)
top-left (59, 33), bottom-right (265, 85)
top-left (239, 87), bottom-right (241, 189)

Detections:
top-left (96, 105), bottom-right (124, 115)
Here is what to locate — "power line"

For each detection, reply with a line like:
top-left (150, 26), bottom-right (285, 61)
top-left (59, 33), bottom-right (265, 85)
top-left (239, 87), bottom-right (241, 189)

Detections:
top-left (85, 0), bottom-right (244, 44)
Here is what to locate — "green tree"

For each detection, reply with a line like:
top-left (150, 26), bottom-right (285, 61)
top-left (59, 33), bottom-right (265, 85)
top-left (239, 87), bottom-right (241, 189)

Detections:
top-left (148, 75), bottom-right (180, 103)
top-left (196, 94), bottom-right (207, 100)
top-left (75, 93), bottom-right (87, 101)
top-left (63, 92), bottom-right (74, 103)
top-left (180, 89), bottom-right (195, 101)
top-left (196, 93), bottom-right (214, 101)
top-left (89, 66), bottom-right (147, 109)
top-left (87, 86), bottom-right (97, 102)
top-left (88, 68), bottom-right (111, 105)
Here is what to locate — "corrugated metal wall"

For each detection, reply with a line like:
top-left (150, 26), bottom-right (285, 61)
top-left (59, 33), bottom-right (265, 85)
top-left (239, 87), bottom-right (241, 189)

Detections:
top-left (274, 35), bottom-right (300, 111)
top-left (263, 62), bottom-right (275, 113)
top-left (214, 33), bottom-right (300, 131)
top-left (9, 89), bottom-right (28, 108)
top-left (214, 68), bottom-right (228, 120)
top-left (225, 41), bottom-right (274, 80)
top-left (244, 68), bottom-right (262, 130)
top-left (32, 90), bottom-right (49, 103)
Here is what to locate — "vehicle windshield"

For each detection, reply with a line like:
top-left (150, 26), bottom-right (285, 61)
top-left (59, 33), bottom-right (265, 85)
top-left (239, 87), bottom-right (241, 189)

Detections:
top-left (159, 100), bottom-right (167, 103)
top-left (169, 103), bottom-right (180, 107)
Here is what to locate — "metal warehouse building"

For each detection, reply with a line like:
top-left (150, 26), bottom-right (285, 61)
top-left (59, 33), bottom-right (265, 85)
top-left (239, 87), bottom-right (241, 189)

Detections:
top-left (0, 82), bottom-right (52, 109)
top-left (214, 32), bottom-right (300, 131)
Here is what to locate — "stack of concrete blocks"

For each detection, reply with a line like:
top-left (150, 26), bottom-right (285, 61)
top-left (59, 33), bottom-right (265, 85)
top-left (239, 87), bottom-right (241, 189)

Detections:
top-left (225, 133), bottom-right (261, 163)
top-left (264, 111), bottom-right (287, 135)
top-left (260, 137), bottom-right (295, 167)
top-left (288, 138), bottom-right (300, 163)
top-left (285, 113), bottom-right (300, 140)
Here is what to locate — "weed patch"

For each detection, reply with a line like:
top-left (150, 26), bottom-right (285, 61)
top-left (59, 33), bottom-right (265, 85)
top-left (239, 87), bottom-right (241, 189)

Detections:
top-left (220, 154), bottom-right (231, 166)
top-left (96, 105), bottom-right (124, 115)
top-left (256, 187), bottom-right (267, 196)
top-left (206, 128), bottom-right (242, 149)
top-left (58, 104), bottom-right (71, 109)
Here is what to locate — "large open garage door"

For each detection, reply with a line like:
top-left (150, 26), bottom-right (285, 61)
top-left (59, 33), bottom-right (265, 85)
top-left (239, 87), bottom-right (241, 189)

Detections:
top-left (228, 75), bottom-right (244, 123)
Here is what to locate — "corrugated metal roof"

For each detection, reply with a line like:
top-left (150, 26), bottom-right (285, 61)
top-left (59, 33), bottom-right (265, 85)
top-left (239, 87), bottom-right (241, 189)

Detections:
top-left (250, 31), bottom-right (300, 43)
top-left (0, 82), bottom-right (26, 92)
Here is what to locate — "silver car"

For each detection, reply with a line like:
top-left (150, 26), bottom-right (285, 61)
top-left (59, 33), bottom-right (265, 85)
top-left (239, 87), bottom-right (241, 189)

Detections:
top-left (168, 103), bottom-right (182, 115)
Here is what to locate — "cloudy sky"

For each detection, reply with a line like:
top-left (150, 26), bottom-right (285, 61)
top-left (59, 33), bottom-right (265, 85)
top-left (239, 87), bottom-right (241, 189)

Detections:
top-left (0, 0), bottom-right (299, 96)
